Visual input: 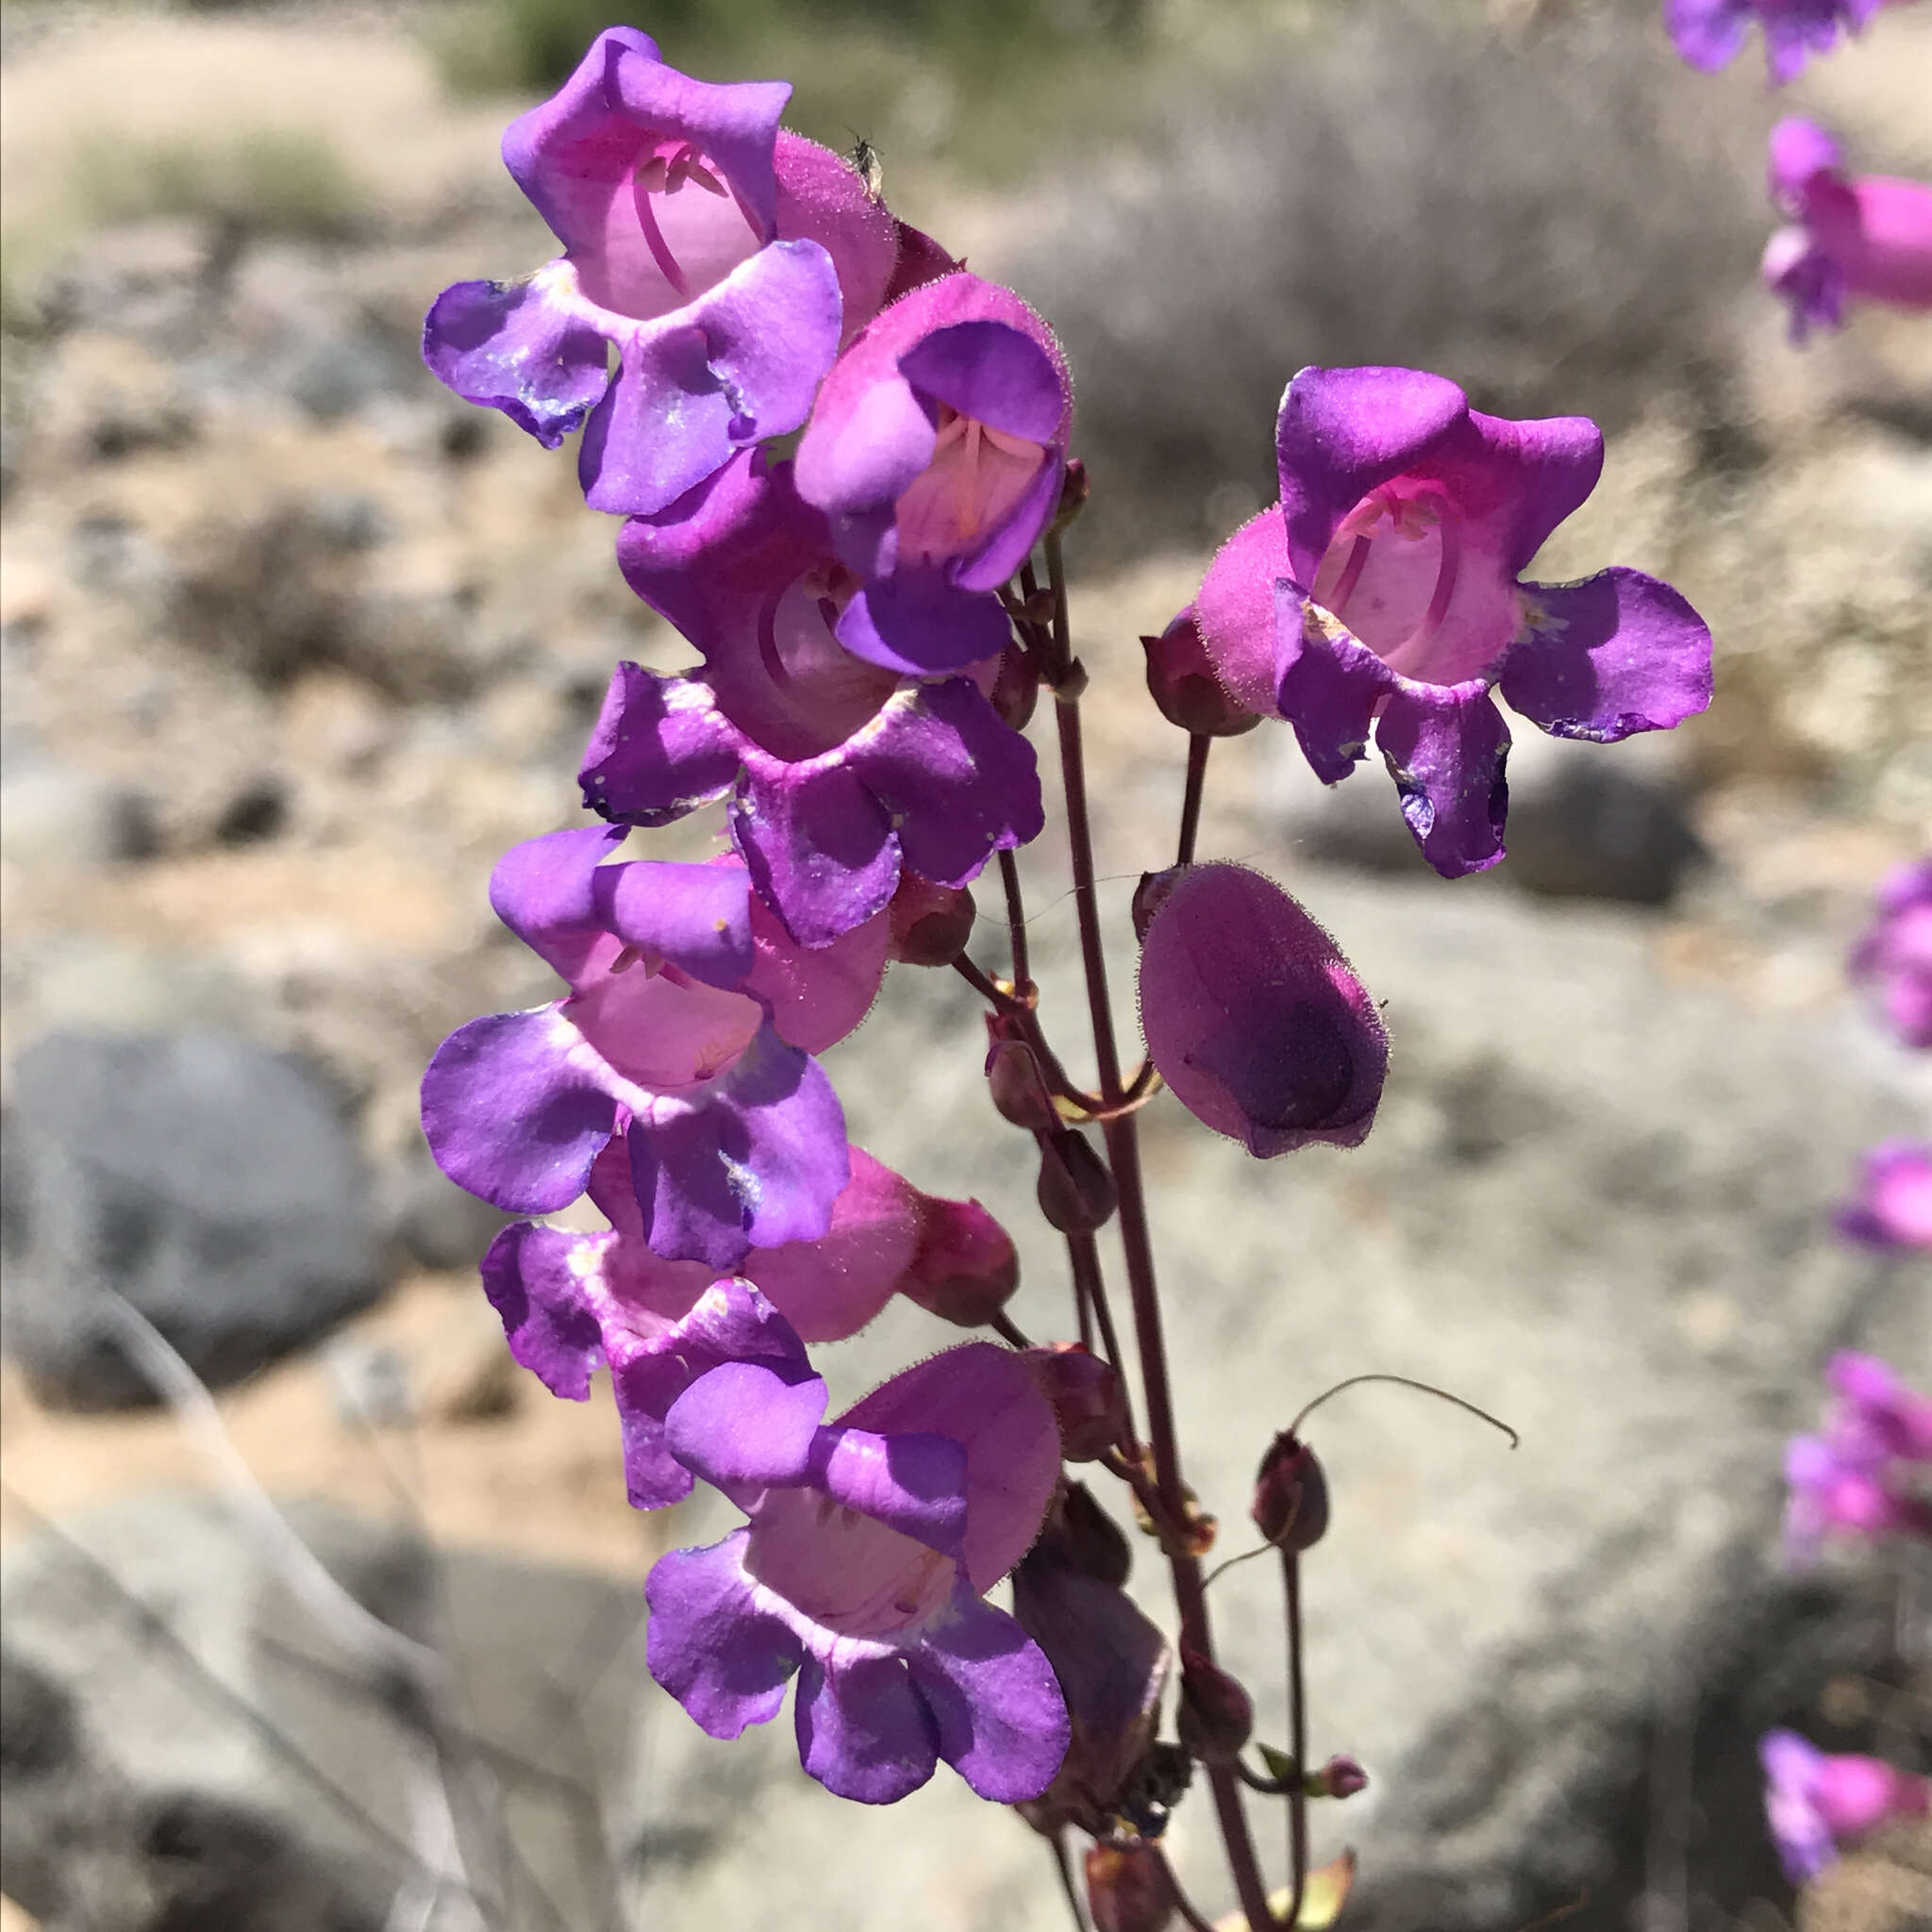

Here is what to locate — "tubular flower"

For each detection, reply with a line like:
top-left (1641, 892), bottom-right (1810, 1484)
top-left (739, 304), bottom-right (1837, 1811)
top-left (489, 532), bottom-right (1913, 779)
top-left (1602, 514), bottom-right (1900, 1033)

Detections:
top-left (420, 824), bottom-right (887, 1269)
top-left (1763, 120), bottom-right (1932, 342)
top-left (1782, 1349), bottom-right (1932, 1563)
top-left (1850, 858), bottom-right (1932, 1049)
top-left (1666, 0), bottom-right (1890, 84)
top-left (1834, 1141), bottom-right (1932, 1251)
top-left (1136, 863), bottom-right (1389, 1158)
top-left (793, 270), bottom-right (1074, 677)
top-left (1760, 1730), bottom-right (1930, 1883)
top-left (422, 27), bottom-right (897, 515)
top-left (645, 1341), bottom-right (1069, 1804)
top-left (1195, 367), bottom-right (1713, 878)
top-left (584, 451), bottom-right (1042, 946)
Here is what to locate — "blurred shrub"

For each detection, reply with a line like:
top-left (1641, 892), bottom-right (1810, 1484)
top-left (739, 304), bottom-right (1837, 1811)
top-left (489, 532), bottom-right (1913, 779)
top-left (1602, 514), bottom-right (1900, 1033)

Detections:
top-left (1003, 4), bottom-right (1765, 558)
top-left (70, 131), bottom-right (368, 242)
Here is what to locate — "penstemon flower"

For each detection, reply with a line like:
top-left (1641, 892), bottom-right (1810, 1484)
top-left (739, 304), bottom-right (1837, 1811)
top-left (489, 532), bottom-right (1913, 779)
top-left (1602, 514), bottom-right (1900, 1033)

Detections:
top-left (1782, 1350), bottom-right (1932, 1562)
top-left (1665, 0), bottom-right (1891, 83)
top-left (1193, 367), bottom-right (1713, 876)
top-left (1833, 1141), bottom-right (1932, 1252)
top-left (1850, 858), bottom-right (1932, 1048)
top-left (1760, 1729), bottom-right (1930, 1881)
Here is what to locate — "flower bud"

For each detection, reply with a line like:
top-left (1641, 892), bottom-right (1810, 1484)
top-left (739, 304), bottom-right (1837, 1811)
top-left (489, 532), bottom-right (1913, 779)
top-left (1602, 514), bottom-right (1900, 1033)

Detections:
top-left (1047, 1478), bottom-right (1134, 1589)
top-left (1141, 607), bottom-right (1262, 739)
top-left (1175, 1643), bottom-right (1254, 1766)
top-left (985, 1012), bottom-right (1058, 1133)
top-left (1037, 1127), bottom-right (1117, 1234)
top-left (1084, 1844), bottom-right (1173, 1932)
top-left (991, 640), bottom-right (1041, 731)
top-left (1138, 862), bottom-right (1388, 1158)
top-left (1307, 1754), bottom-right (1368, 1800)
top-left (886, 874), bottom-right (976, 967)
top-left (1252, 1429), bottom-right (1329, 1552)
top-left (1029, 1344), bottom-right (1129, 1462)
top-left (900, 1191), bottom-right (1020, 1327)
top-left (1053, 457), bottom-right (1091, 535)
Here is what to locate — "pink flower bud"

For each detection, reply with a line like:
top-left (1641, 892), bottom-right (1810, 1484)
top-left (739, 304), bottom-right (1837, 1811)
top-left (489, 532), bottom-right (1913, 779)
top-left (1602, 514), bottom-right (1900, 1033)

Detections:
top-left (1137, 862), bottom-right (1388, 1158)
top-left (991, 639), bottom-right (1041, 730)
top-left (887, 873), bottom-right (976, 966)
top-left (1030, 1343), bottom-right (1129, 1461)
top-left (1140, 608), bottom-right (1262, 738)
top-left (985, 1012), bottom-right (1059, 1133)
top-left (1084, 1844), bottom-right (1174, 1932)
top-left (1037, 1127), bottom-right (1118, 1234)
top-left (901, 1189), bottom-right (1020, 1327)
top-left (1175, 1643), bottom-right (1255, 1766)
top-left (1307, 1753), bottom-right (1369, 1800)
top-left (1253, 1430), bottom-right (1330, 1552)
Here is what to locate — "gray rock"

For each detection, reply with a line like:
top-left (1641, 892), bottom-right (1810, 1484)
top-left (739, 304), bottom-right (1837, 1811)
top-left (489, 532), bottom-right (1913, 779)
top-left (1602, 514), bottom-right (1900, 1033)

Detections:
top-left (0, 1030), bottom-right (380, 1408)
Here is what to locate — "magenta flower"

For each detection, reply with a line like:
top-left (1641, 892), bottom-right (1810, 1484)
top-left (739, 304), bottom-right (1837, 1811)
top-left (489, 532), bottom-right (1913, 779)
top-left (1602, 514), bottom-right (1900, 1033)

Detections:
top-left (423, 27), bottom-right (897, 515)
top-left (792, 270), bottom-right (1074, 676)
top-left (420, 824), bottom-right (888, 1268)
top-left (1763, 120), bottom-right (1932, 342)
top-left (1835, 1142), bottom-right (1932, 1251)
top-left (1783, 1350), bottom-right (1932, 1563)
top-left (1760, 1730), bottom-right (1930, 1882)
top-left (1850, 858), bottom-right (1932, 1049)
top-left (645, 1341), bottom-right (1069, 1804)
top-left (1135, 862), bottom-right (1389, 1158)
top-left (1666, 0), bottom-right (1890, 83)
top-left (1195, 368), bottom-right (1713, 877)
top-left (584, 451), bottom-right (1042, 945)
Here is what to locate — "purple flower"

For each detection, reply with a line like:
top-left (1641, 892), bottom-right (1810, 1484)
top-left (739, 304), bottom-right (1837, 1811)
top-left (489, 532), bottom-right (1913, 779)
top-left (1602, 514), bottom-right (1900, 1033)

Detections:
top-left (1850, 858), bottom-right (1932, 1049)
top-left (585, 451), bottom-right (1042, 945)
top-left (1135, 862), bottom-right (1389, 1158)
top-left (1194, 368), bottom-right (1714, 877)
top-left (1760, 1729), bottom-right (1929, 1883)
top-left (1666, 0), bottom-right (1892, 84)
top-left (1834, 1142), bottom-right (1932, 1252)
top-left (792, 270), bottom-right (1074, 677)
top-left (1763, 120), bottom-right (1932, 342)
top-left (1783, 1349), bottom-right (1932, 1563)
top-left (423, 27), bottom-right (898, 515)
top-left (645, 1341), bottom-right (1069, 1804)
top-left (420, 824), bottom-right (887, 1269)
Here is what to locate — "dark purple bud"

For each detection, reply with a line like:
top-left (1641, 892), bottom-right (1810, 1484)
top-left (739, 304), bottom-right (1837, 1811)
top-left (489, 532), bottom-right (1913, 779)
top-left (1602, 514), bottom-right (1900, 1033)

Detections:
top-left (1045, 1478), bottom-right (1134, 1589)
top-left (1138, 862), bottom-right (1389, 1158)
top-left (1175, 1643), bottom-right (1254, 1766)
top-left (1037, 1127), bottom-right (1117, 1234)
top-left (1084, 1844), bottom-right (1174, 1932)
top-left (1307, 1753), bottom-right (1368, 1800)
top-left (1140, 607), bottom-right (1262, 739)
top-left (1029, 1343), bottom-right (1129, 1462)
top-left (985, 1012), bottom-right (1058, 1133)
top-left (901, 1191), bottom-right (1020, 1327)
top-left (1253, 1429), bottom-right (1329, 1551)
top-left (887, 873), bottom-right (976, 966)
top-left (991, 640), bottom-right (1041, 730)
top-left (1053, 457), bottom-right (1091, 535)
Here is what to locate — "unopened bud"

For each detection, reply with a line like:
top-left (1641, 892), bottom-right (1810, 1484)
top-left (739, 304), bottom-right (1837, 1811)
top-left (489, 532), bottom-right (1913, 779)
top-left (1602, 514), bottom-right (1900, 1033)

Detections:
top-left (1130, 866), bottom-right (1184, 946)
top-left (1037, 1127), bottom-right (1117, 1234)
top-left (888, 874), bottom-right (975, 966)
top-left (1084, 1843), bottom-right (1173, 1932)
top-left (1053, 457), bottom-right (1091, 535)
top-left (1045, 1478), bottom-right (1134, 1588)
top-left (1175, 1643), bottom-right (1254, 1766)
top-left (1307, 1753), bottom-right (1368, 1800)
top-left (1252, 1429), bottom-right (1329, 1552)
top-left (901, 1192), bottom-right (1019, 1327)
top-left (985, 1013), bottom-right (1058, 1133)
top-left (1141, 607), bottom-right (1261, 738)
top-left (991, 641), bottom-right (1041, 729)
top-left (1030, 1343), bottom-right (1128, 1461)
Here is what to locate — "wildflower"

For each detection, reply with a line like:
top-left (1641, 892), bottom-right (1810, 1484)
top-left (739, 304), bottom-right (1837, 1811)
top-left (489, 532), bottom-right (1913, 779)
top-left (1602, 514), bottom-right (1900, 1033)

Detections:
top-left (1194, 368), bottom-right (1713, 878)
top-left (793, 270), bottom-right (1074, 676)
top-left (1760, 1729), bottom-right (1929, 1882)
top-left (1762, 120), bottom-right (1932, 342)
top-left (645, 1342), bottom-right (1069, 1803)
top-left (1849, 858), bottom-right (1932, 1049)
top-left (1782, 1349), bottom-right (1932, 1563)
top-left (1666, 0), bottom-right (1889, 85)
top-left (422, 27), bottom-right (897, 515)
top-left (586, 451), bottom-right (1041, 945)
top-left (420, 824), bottom-right (886, 1268)
top-left (1834, 1142), bottom-right (1932, 1252)
top-left (1136, 862), bottom-right (1388, 1158)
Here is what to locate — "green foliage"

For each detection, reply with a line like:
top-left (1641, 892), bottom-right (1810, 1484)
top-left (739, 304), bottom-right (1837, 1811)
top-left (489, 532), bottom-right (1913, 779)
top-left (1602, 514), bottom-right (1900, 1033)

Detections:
top-left (70, 130), bottom-right (369, 241)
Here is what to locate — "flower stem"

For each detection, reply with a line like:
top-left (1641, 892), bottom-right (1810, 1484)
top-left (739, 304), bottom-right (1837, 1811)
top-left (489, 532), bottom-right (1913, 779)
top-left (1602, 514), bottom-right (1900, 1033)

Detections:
top-left (1281, 1548), bottom-right (1309, 1928)
top-left (1178, 734), bottom-right (1211, 867)
top-left (1000, 848), bottom-right (1031, 993)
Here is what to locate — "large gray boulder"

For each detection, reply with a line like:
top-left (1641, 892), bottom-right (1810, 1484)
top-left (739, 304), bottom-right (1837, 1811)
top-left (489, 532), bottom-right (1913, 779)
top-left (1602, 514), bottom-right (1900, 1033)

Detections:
top-left (0, 1030), bottom-right (380, 1407)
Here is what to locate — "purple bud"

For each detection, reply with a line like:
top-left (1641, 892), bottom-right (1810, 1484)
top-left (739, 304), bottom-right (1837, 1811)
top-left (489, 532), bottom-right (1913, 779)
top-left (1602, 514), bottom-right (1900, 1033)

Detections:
top-left (1084, 1844), bottom-right (1174, 1932)
top-left (1029, 1343), bottom-right (1129, 1462)
top-left (1054, 457), bottom-right (1091, 535)
top-left (1140, 608), bottom-right (1262, 738)
top-left (1137, 862), bottom-right (1389, 1158)
top-left (902, 1189), bottom-right (1020, 1327)
top-left (1307, 1753), bottom-right (1369, 1800)
top-left (1043, 1478), bottom-right (1135, 1589)
top-left (888, 873), bottom-right (977, 966)
top-left (1037, 1127), bottom-right (1118, 1234)
top-left (985, 1012), bottom-right (1059, 1133)
top-left (1175, 1643), bottom-right (1254, 1766)
top-left (1253, 1430), bottom-right (1330, 1552)
top-left (991, 640), bottom-right (1041, 730)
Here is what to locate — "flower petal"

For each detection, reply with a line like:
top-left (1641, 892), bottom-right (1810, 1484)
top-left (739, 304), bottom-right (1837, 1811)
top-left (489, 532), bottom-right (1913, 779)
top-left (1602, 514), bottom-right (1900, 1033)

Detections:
top-left (423, 273), bottom-right (611, 448)
top-left (488, 824), bottom-right (630, 984)
top-left (665, 1358), bottom-right (829, 1493)
top-left (794, 1651), bottom-right (939, 1803)
top-left (646, 1530), bottom-right (803, 1738)
top-left (479, 1221), bottom-right (608, 1399)
top-left (579, 665), bottom-right (742, 829)
top-left (834, 574), bottom-right (1013, 677)
top-left (1274, 590), bottom-right (1393, 785)
top-left (590, 858), bottom-right (755, 989)
top-left (1374, 684), bottom-right (1511, 878)
top-left (731, 762), bottom-right (898, 947)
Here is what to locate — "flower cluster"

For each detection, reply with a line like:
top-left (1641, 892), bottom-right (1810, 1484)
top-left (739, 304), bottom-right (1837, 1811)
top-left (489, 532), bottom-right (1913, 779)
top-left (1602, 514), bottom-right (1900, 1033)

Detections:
top-left (1782, 1352), bottom-right (1932, 1562)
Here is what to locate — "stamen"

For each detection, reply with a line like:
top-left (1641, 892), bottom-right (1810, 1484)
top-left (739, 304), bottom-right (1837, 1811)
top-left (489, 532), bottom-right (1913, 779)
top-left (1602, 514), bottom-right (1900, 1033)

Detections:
top-left (632, 169), bottom-right (691, 297)
top-left (1401, 500), bottom-right (1462, 665)
top-left (757, 585), bottom-right (794, 691)
top-left (1324, 535), bottom-right (1373, 617)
